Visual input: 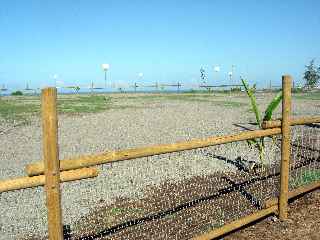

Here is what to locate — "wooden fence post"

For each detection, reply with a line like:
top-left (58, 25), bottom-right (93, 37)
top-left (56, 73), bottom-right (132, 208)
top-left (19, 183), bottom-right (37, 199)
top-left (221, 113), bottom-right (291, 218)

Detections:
top-left (279, 75), bottom-right (292, 220)
top-left (42, 87), bottom-right (64, 240)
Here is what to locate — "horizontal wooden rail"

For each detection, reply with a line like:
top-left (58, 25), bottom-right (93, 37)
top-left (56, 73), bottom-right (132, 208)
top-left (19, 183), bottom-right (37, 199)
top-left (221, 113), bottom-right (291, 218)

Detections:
top-left (192, 205), bottom-right (278, 240)
top-left (25, 128), bottom-right (281, 176)
top-left (0, 168), bottom-right (99, 193)
top-left (265, 180), bottom-right (320, 208)
top-left (262, 116), bottom-right (320, 129)
top-left (193, 180), bottom-right (319, 240)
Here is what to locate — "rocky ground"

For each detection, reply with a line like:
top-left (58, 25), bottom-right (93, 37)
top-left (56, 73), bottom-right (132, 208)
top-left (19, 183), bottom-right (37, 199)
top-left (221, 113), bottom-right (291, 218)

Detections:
top-left (0, 92), bottom-right (319, 239)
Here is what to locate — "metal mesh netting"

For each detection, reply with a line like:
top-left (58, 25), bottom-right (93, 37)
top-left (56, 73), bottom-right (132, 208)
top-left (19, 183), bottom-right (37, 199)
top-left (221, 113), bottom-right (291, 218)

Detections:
top-left (59, 138), bottom-right (280, 240)
top-left (290, 124), bottom-right (320, 191)
top-left (0, 187), bottom-right (47, 240)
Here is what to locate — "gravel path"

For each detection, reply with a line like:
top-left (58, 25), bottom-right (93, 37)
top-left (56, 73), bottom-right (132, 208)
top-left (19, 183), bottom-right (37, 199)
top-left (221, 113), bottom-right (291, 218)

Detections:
top-left (0, 93), bottom-right (318, 239)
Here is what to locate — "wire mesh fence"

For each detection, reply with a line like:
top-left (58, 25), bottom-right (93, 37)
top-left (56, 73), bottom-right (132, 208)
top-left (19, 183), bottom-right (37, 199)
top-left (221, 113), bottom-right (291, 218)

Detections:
top-left (290, 124), bottom-right (320, 191)
top-left (57, 137), bottom-right (281, 240)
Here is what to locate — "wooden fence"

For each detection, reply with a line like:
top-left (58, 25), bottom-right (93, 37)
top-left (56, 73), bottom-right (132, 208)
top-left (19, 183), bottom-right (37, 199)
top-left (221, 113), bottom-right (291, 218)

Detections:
top-left (0, 75), bottom-right (319, 240)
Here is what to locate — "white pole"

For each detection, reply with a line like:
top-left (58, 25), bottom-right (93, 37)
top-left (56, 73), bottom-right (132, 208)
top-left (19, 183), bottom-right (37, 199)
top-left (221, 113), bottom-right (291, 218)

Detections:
top-left (102, 63), bottom-right (110, 89)
top-left (213, 66), bottom-right (220, 86)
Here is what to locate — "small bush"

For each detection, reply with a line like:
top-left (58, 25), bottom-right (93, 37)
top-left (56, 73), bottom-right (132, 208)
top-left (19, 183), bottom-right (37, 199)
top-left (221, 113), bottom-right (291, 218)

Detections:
top-left (290, 169), bottom-right (320, 188)
top-left (11, 91), bottom-right (23, 96)
top-left (230, 87), bottom-right (242, 92)
top-left (292, 88), bottom-right (304, 93)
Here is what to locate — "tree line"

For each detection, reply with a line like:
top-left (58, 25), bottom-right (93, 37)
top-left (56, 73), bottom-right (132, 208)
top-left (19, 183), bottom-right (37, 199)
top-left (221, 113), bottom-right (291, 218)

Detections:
top-left (303, 59), bottom-right (320, 89)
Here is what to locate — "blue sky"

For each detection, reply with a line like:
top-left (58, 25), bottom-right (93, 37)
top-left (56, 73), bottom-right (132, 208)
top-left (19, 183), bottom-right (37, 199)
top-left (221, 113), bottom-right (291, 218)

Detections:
top-left (0, 0), bottom-right (320, 90)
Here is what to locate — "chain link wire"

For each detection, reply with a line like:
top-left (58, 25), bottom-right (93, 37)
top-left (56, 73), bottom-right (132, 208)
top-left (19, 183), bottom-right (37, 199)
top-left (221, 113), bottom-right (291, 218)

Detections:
top-left (59, 137), bottom-right (280, 240)
top-left (290, 124), bottom-right (320, 191)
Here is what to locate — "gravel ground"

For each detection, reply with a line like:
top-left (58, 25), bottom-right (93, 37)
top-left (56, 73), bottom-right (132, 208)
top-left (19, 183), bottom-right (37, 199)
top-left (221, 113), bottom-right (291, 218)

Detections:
top-left (0, 93), bottom-right (319, 239)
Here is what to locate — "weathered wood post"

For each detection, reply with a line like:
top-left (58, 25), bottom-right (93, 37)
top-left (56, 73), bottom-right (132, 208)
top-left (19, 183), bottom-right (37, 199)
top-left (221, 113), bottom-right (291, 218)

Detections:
top-left (42, 87), bottom-right (64, 240)
top-left (279, 75), bottom-right (292, 220)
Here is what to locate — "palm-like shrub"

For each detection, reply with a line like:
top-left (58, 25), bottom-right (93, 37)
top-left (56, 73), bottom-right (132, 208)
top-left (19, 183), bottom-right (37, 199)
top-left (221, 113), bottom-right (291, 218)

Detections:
top-left (241, 78), bottom-right (282, 165)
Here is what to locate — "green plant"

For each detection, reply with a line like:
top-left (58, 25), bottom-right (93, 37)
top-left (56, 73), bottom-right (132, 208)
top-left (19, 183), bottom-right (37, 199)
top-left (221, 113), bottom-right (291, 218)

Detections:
top-left (294, 91), bottom-right (320, 100)
top-left (290, 169), bottom-right (320, 188)
top-left (57, 95), bottom-right (111, 113)
top-left (0, 100), bottom-right (39, 123)
top-left (303, 59), bottom-right (320, 89)
top-left (292, 87), bottom-right (304, 93)
top-left (11, 90), bottom-right (23, 96)
top-left (241, 78), bottom-right (282, 164)
top-left (230, 87), bottom-right (242, 92)
top-left (73, 86), bottom-right (80, 93)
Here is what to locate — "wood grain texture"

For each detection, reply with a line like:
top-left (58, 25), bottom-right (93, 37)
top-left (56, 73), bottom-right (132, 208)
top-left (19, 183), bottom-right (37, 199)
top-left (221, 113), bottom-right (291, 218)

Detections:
top-left (279, 75), bottom-right (292, 220)
top-left (0, 168), bottom-right (99, 193)
top-left (192, 205), bottom-right (278, 240)
top-left (42, 87), bottom-right (63, 240)
top-left (265, 181), bottom-right (320, 208)
top-left (262, 116), bottom-right (320, 129)
top-left (25, 128), bottom-right (281, 176)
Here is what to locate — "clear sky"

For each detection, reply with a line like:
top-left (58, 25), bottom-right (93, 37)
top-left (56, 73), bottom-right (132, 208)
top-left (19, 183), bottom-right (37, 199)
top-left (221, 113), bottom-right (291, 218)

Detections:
top-left (1, 0), bottom-right (320, 90)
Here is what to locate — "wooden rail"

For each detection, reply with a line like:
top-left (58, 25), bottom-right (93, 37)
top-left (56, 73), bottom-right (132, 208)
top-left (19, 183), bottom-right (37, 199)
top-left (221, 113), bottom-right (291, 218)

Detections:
top-left (25, 127), bottom-right (281, 176)
top-left (265, 181), bottom-right (320, 208)
top-left (262, 116), bottom-right (320, 129)
top-left (193, 180), bottom-right (320, 240)
top-left (0, 168), bottom-right (98, 193)
top-left (192, 205), bottom-right (278, 240)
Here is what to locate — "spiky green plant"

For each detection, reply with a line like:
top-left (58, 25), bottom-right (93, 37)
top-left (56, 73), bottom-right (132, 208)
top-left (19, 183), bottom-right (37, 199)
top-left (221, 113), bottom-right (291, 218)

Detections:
top-left (241, 78), bottom-right (282, 165)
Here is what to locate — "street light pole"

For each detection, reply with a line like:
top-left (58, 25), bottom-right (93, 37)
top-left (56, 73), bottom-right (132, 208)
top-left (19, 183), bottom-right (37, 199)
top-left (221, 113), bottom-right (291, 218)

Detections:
top-left (101, 64), bottom-right (110, 89)
top-left (228, 72), bottom-right (233, 84)
top-left (104, 71), bottom-right (107, 88)
top-left (213, 65), bottom-right (220, 85)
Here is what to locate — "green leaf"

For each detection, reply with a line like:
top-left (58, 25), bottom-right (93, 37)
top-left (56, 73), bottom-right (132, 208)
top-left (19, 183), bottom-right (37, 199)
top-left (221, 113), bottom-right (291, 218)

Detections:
top-left (247, 138), bottom-right (257, 148)
top-left (241, 78), bottom-right (261, 127)
top-left (263, 91), bottom-right (282, 121)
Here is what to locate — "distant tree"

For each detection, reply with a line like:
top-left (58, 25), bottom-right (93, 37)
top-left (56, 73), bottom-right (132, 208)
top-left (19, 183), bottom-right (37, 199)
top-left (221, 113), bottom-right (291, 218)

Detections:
top-left (200, 67), bottom-right (207, 84)
top-left (303, 59), bottom-right (320, 89)
top-left (11, 90), bottom-right (23, 96)
top-left (74, 86), bottom-right (80, 93)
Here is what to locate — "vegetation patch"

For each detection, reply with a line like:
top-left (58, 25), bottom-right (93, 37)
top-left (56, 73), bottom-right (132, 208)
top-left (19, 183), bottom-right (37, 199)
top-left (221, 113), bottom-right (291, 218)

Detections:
top-left (0, 95), bottom-right (112, 122)
top-left (11, 90), bottom-right (24, 96)
top-left (0, 99), bottom-right (39, 123)
top-left (290, 169), bottom-right (320, 188)
top-left (57, 95), bottom-right (111, 114)
top-left (293, 92), bottom-right (320, 100)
